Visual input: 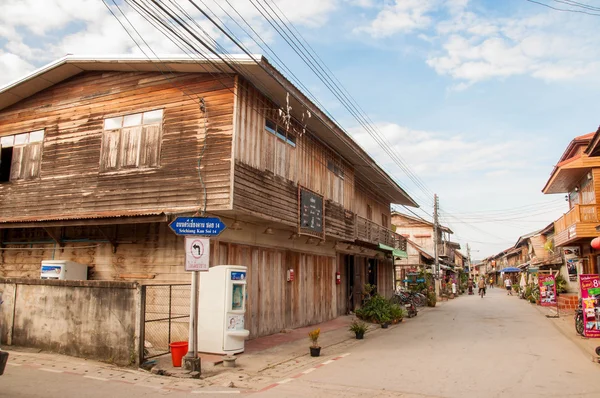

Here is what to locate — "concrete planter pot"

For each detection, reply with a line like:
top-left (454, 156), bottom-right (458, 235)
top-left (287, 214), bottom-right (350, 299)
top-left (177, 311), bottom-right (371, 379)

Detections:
top-left (222, 355), bottom-right (237, 368)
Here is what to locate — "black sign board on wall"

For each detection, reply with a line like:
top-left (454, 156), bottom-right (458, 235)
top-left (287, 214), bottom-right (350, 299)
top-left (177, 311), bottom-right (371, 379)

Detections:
top-left (299, 187), bottom-right (324, 238)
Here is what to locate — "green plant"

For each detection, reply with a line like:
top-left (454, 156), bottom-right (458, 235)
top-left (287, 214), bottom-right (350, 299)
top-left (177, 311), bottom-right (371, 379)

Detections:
top-left (389, 304), bottom-right (405, 321)
top-left (356, 294), bottom-right (405, 324)
top-left (349, 319), bottom-right (368, 334)
top-left (513, 285), bottom-right (520, 294)
top-left (427, 291), bottom-right (437, 307)
top-left (555, 274), bottom-right (568, 293)
top-left (363, 283), bottom-right (376, 296)
top-left (308, 328), bottom-right (320, 347)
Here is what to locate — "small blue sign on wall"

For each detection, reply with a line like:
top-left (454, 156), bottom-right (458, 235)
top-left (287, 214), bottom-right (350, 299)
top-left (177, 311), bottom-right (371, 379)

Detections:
top-left (231, 272), bottom-right (246, 281)
top-left (169, 217), bottom-right (226, 236)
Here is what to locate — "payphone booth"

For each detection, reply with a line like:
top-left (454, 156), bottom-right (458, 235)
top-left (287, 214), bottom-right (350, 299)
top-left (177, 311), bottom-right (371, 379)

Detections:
top-left (197, 265), bottom-right (250, 354)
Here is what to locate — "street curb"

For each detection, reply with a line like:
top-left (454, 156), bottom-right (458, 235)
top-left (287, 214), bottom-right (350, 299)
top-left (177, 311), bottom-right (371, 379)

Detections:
top-left (528, 299), bottom-right (600, 363)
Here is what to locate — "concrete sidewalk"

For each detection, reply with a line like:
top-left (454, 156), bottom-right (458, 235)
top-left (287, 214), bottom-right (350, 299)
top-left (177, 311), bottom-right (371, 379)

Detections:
top-left (525, 295), bottom-right (600, 362)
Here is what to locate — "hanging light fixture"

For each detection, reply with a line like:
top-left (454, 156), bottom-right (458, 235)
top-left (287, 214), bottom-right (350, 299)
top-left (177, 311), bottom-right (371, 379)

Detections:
top-left (230, 220), bottom-right (242, 230)
top-left (264, 227), bottom-right (274, 235)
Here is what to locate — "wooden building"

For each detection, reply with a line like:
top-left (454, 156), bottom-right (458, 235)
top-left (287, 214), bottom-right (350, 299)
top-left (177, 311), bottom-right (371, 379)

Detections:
top-left (0, 55), bottom-right (414, 339)
top-left (542, 130), bottom-right (600, 276)
top-left (391, 212), bottom-right (460, 289)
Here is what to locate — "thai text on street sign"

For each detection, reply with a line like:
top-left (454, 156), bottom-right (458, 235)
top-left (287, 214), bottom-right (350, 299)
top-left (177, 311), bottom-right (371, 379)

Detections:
top-left (169, 217), bottom-right (226, 236)
top-left (579, 274), bottom-right (600, 338)
top-left (538, 275), bottom-right (556, 307)
top-left (185, 237), bottom-right (210, 272)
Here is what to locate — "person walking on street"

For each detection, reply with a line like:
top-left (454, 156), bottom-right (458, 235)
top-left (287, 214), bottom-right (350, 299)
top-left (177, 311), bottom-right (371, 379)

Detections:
top-left (504, 277), bottom-right (513, 295)
top-left (478, 277), bottom-right (486, 298)
top-left (489, 277), bottom-right (494, 288)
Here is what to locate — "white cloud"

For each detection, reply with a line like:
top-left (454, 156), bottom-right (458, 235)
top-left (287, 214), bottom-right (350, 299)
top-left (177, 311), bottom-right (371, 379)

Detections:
top-left (427, 9), bottom-right (600, 84)
top-left (0, 52), bottom-right (36, 85)
top-left (348, 122), bottom-right (527, 176)
top-left (355, 0), bottom-right (600, 85)
top-left (354, 0), bottom-right (437, 38)
top-left (347, 121), bottom-right (565, 257)
top-left (0, 0), bottom-right (338, 86)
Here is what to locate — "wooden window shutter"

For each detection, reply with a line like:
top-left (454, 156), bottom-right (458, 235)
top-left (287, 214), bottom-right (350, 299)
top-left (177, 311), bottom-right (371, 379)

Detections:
top-left (119, 126), bottom-right (142, 168)
top-left (139, 124), bottom-right (162, 167)
top-left (22, 142), bottom-right (42, 179)
top-left (10, 146), bottom-right (23, 181)
top-left (100, 130), bottom-right (120, 171)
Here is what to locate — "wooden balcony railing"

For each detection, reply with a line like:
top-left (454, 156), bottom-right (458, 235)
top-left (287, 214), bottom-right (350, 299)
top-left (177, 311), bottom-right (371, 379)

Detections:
top-left (554, 204), bottom-right (600, 234)
top-left (355, 215), bottom-right (406, 251)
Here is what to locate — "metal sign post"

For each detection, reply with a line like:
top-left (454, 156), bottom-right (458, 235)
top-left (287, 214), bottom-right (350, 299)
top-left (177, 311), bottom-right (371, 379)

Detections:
top-left (168, 216), bottom-right (225, 374)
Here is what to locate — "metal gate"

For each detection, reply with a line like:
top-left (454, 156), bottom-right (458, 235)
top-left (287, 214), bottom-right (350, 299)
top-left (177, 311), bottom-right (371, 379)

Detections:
top-left (140, 284), bottom-right (191, 364)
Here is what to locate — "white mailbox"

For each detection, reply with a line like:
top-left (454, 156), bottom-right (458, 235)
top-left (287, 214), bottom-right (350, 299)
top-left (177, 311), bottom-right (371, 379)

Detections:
top-left (40, 260), bottom-right (88, 280)
top-left (197, 265), bottom-right (249, 354)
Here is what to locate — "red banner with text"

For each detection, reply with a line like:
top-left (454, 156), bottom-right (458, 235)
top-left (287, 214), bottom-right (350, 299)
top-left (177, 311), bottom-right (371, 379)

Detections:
top-left (579, 274), bottom-right (600, 338)
top-left (538, 275), bottom-right (557, 307)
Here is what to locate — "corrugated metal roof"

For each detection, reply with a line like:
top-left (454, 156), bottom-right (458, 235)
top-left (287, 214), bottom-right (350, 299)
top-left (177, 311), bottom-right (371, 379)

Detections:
top-left (0, 209), bottom-right (167, 223)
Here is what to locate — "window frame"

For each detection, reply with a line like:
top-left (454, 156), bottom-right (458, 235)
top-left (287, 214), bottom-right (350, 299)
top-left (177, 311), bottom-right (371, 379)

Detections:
top-left (265, 118), bottom-right (296, 147)
top-left (0, 129), bottom-right (45, 183)
top-left (100, 109), bottom-right (164, 173)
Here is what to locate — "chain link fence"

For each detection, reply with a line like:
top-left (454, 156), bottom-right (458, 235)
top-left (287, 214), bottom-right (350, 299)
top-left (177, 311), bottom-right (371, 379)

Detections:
top-left (140, 284), bottom-right (190, 363)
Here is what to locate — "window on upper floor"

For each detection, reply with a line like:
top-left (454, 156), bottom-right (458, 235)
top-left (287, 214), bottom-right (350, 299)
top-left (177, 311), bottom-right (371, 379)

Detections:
top-left (0, 130), bottom-right (44, 183)
top-left (265, 118), bottom-right (296, 147)
top-left (327, 160), bottom-right (344, 179)
top-left (581, 174), bottom-right (595, 204)
top-left (382, 213), bottom-right (388, 228)
top-left (100, 109), bottom-right (163, 172)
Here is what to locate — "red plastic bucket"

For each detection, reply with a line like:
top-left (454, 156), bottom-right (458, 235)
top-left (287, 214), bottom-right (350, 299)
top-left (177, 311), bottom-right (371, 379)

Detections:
top-left (169, 341), bottom-right (189, 367)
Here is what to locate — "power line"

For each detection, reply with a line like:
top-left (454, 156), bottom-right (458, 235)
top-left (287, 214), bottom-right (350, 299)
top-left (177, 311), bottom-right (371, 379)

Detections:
top-left (108, 0), bottom-right (425, 214)
top-left (525, 0), bottom-right (600, 16)
top-left (245, 0), bottom-right (435, 201)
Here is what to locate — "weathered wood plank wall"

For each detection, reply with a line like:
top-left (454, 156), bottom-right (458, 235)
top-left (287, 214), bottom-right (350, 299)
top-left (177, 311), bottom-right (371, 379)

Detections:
top-left (354, 178), bottom-right (392, 227)
top-left (0, 71), bottom-right (235, 219)
top-left (234, 78), bottom-right (354, 209)
top-left (211, 241), bottom-right (339, 339)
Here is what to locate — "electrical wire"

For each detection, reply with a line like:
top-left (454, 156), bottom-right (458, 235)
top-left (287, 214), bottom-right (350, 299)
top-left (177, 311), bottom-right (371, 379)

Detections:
top-left (248, 0), bottom-right (435, 200)
top-left (525, 0), bottom-right (600, 16)
top-left (110, 0), bottom-right (424, 214)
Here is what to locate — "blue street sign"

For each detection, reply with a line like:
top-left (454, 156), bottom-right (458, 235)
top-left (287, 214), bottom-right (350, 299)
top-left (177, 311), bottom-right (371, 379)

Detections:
top-left (169, 217), bottom-right (226, 236)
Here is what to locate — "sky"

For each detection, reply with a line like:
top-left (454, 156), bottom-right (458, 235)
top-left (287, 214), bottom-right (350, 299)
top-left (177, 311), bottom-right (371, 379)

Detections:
top-left (1, 0), bottom-right (598, 258)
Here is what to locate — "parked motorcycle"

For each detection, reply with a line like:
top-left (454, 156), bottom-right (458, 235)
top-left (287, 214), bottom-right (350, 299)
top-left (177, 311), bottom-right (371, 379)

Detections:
top-left (575, 298), bottom-right (584, 336)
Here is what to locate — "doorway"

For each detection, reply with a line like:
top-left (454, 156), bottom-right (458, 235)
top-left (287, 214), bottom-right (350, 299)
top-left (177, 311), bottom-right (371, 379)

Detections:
top-left (345, 254), bottom-right (355, 313)
top-left (367, 258), bottom-right (378, 293)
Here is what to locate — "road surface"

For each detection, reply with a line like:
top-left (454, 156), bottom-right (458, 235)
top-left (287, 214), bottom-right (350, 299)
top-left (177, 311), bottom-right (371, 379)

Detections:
top-left (2, 288), bottom-right (600, 397)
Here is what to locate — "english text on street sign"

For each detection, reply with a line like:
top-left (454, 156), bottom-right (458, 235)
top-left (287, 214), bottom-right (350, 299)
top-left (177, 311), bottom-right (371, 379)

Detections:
top-left (185, 236), bottom-right (210, 272)
top-left (169, 217), bottom-right (226, 236)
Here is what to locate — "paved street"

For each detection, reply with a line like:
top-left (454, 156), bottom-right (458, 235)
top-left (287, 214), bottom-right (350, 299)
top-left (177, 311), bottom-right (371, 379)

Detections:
top-left (257, 288), bottom-right (600, 398)
top-left (3, 288), bottom-right (600, 398)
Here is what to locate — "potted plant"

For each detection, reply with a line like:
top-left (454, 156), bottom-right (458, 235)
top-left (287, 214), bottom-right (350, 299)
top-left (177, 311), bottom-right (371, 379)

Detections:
top-left (389, 304), bottom-right (405, 324)
top-left (308, 328), bottom-right (321, 357)
top-left (427, 291), bottom-right (437, 307)
top-left (380, 313), bottom-right (391, 328)
top-left (349, 319), bottom-right (367, 339)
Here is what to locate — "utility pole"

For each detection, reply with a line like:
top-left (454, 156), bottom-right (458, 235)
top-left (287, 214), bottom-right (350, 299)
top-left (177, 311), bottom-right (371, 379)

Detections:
top-left (466, 243), bottom-right (471, 274)
top-left (433, 194), bottom-right (439, 292)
